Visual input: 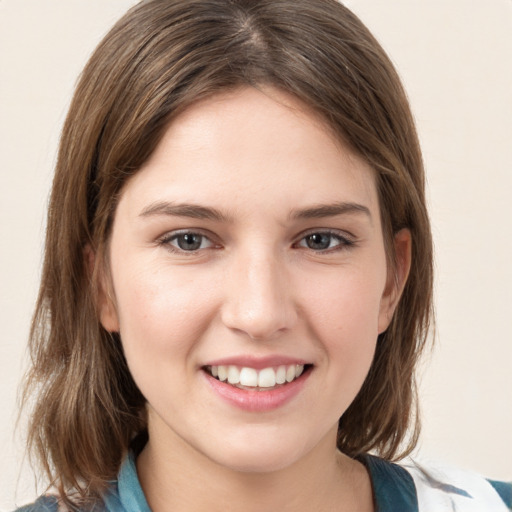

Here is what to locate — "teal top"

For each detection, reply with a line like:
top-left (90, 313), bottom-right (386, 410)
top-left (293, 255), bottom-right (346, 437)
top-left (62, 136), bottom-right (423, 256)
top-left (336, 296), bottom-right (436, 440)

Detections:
top-left (14, 452), bottom-right (512, 511)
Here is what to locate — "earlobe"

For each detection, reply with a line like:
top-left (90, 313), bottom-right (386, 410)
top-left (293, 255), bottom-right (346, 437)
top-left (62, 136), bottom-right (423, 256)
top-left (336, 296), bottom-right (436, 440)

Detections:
top-left (84, 244), bottom-right (120, 333)
top-left (99, 292), bottom-right (120, 333)
top-left (378, 229), bottom-right (412, 333)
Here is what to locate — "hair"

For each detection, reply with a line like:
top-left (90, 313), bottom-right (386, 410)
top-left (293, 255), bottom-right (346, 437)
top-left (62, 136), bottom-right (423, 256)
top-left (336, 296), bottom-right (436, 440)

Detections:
top-left (22, 0), bottom-right (433, 506)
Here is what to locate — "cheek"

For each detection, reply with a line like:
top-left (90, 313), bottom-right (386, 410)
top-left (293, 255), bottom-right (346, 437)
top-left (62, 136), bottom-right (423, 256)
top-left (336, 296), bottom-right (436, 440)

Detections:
top-left (300, 265), bottom-right (385, 396)
top-left (110, 264), bottom-right (220, 416)
top-left (303, 266), bottom-right (385, 342)
top-left (111, 262), bottom-right (216, 360)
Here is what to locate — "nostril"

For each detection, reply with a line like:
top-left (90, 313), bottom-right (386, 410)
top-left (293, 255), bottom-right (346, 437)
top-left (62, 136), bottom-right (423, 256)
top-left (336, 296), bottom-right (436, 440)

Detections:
top-left (221, 309), bottom-right (298, 342)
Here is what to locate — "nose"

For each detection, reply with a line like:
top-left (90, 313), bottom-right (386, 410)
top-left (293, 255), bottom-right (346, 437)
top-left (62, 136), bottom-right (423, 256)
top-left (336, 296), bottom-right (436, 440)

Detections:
top-left (220, 249), bottom-right (298, 341)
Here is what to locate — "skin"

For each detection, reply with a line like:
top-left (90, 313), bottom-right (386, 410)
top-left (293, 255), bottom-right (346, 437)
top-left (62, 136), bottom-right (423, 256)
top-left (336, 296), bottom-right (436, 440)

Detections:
top-left (100, 87), bottom-right (411, 512)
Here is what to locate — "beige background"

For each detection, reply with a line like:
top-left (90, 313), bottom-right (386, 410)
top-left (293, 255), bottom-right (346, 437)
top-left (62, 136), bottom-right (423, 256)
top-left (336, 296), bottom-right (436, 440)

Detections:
top-left (1, 0), bottom-right (511, 509)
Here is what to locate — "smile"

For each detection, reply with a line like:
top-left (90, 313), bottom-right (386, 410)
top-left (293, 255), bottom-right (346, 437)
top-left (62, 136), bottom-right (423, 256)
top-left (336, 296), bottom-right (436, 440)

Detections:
top-left (205, 364), bottom-right (307, 390)
top-left (203, 362), bottom-right (313, 412)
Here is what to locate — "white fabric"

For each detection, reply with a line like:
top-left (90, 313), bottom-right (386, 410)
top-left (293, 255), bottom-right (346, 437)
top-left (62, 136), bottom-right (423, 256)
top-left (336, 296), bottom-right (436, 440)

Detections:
top-left (402, 460), bottom-right (509, 512)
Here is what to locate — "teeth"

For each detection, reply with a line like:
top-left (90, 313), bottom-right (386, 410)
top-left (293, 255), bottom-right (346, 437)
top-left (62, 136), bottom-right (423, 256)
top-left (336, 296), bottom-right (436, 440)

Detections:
top-left (209, 364), bottom-right (305, 388)
top-left (218, 365), bottom-right (228, 382)
top-left (239, 367), bottom-right (258, 387)
top-left (286, 365), bottom-right (296, 383)
top-left (227, 366), bottom-right (240, 384)
top-left (258, 368), bottom-right (276, 388)
top-left (276, 365), bottom-right (286, 385)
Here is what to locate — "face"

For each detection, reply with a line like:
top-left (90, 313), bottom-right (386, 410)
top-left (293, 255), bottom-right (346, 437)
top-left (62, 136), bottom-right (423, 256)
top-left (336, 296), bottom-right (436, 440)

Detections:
top-left (100, 87), bottom-right (409, 473)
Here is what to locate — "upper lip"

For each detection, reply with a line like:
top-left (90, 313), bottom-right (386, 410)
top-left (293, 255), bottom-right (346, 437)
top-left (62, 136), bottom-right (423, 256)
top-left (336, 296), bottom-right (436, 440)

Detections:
top-left (203, 355), bottom-right (310, 370)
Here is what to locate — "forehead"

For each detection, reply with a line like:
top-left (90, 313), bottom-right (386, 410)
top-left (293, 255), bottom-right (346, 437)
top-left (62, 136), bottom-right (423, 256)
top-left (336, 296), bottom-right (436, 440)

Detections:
top-left (119, 86), bottom-right (379, 221)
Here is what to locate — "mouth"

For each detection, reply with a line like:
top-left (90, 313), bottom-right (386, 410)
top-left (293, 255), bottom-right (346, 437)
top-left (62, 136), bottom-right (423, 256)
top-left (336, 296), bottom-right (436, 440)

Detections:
top-left (203, 364), bottom-right (313, 391)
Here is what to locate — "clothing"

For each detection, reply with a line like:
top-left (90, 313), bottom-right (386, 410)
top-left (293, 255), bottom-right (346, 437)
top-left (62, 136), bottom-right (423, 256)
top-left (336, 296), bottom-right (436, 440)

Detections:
top-left (14, 452), bottom-right (512, 512)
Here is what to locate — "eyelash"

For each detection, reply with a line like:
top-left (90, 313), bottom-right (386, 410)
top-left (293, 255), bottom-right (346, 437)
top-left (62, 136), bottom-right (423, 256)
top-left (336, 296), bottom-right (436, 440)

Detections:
top-left (157, 230), bottom-right (217, 254)
top-left (294, 230), bottom-right (356, 252)
top-left (157, 229), bottom-right (356, 254)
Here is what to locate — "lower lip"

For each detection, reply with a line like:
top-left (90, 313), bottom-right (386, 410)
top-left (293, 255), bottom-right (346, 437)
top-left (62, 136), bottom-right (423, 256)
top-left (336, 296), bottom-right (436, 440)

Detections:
top-left (203, 369), bottom-right (311, 412)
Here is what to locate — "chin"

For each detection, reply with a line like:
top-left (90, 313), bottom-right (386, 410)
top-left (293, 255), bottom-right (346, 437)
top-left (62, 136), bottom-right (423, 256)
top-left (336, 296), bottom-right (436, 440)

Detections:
top-left (214, 450), bottom-right (300, 474)
top-left (202, 430), bottom-right (313, 474)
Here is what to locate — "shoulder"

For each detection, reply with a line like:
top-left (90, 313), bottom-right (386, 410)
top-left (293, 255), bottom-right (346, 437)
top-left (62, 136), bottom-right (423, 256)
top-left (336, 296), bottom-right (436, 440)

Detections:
top-left (12, 493), bottom-right (113, 512)
top-left (488, 479), bottom-right (512, 510)
top-left (363, 454), bottom-right (512, 511)
top-left (12, 451), bottom-right (148, 512)
top-left (403, 459), bottom-right (512, 511)
top-left (12, 495), bottom-right (60, 512)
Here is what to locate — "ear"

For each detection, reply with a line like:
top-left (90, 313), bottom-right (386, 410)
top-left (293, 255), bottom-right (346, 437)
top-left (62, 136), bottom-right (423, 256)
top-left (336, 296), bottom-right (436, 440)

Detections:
top-left (85, 244), bottom-right (120, 333)
top-left (378, 228), bottom-right (412, 334)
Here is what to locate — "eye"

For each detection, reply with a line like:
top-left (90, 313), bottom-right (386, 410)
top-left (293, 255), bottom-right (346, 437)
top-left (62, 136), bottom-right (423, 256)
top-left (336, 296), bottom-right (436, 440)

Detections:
top-left (160, 231), bottom-right (215, 252)
top-left (296, 231), bottom-right (354, 251)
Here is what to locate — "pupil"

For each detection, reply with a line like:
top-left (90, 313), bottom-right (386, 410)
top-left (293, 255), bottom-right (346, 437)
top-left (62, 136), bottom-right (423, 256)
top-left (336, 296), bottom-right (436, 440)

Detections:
top-left (307, 233), bottom-right (330, 250)
top-left (178, 234), bottom-right (202, 250)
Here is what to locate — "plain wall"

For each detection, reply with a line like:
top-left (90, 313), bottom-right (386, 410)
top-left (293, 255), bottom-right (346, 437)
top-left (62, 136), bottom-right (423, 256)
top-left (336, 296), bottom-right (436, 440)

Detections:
top-left (1, 0), bottom-right (511, 509)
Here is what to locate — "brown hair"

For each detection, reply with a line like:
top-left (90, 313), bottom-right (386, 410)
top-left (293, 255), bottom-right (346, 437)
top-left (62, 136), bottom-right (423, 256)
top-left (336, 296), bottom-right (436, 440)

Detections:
top-left (23, 0), bottom-right (433, 505)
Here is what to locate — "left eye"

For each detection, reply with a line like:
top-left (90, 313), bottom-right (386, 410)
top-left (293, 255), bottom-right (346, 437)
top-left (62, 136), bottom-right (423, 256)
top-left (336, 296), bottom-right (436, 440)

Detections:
top-left (297, 232), bottom-right (349, 251)
top-left (165, 232), bottom-right (213, 252)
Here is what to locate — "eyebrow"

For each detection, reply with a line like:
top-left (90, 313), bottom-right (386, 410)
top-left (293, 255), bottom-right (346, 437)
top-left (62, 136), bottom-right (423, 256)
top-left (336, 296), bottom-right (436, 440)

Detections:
top-left (139, 201), bottom-right (230, 222)
top-left (289, 202), bottom-right (372, 221)
top-left (139, 200), bottom-right (371, 223)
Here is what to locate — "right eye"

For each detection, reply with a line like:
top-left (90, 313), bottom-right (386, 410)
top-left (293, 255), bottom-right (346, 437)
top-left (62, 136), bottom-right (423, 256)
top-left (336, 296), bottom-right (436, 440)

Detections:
top-left (159, 231), bottom-right (215, 252)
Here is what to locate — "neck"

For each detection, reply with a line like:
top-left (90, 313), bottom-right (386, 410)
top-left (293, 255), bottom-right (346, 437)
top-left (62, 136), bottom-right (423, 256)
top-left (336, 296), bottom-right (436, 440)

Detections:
top-left (137, 421), bottom-right (373, 512)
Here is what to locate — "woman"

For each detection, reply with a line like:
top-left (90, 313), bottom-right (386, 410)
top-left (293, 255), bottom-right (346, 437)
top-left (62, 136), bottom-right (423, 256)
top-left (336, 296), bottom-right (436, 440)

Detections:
top-left (16, 0), bottom-right (511, 511)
